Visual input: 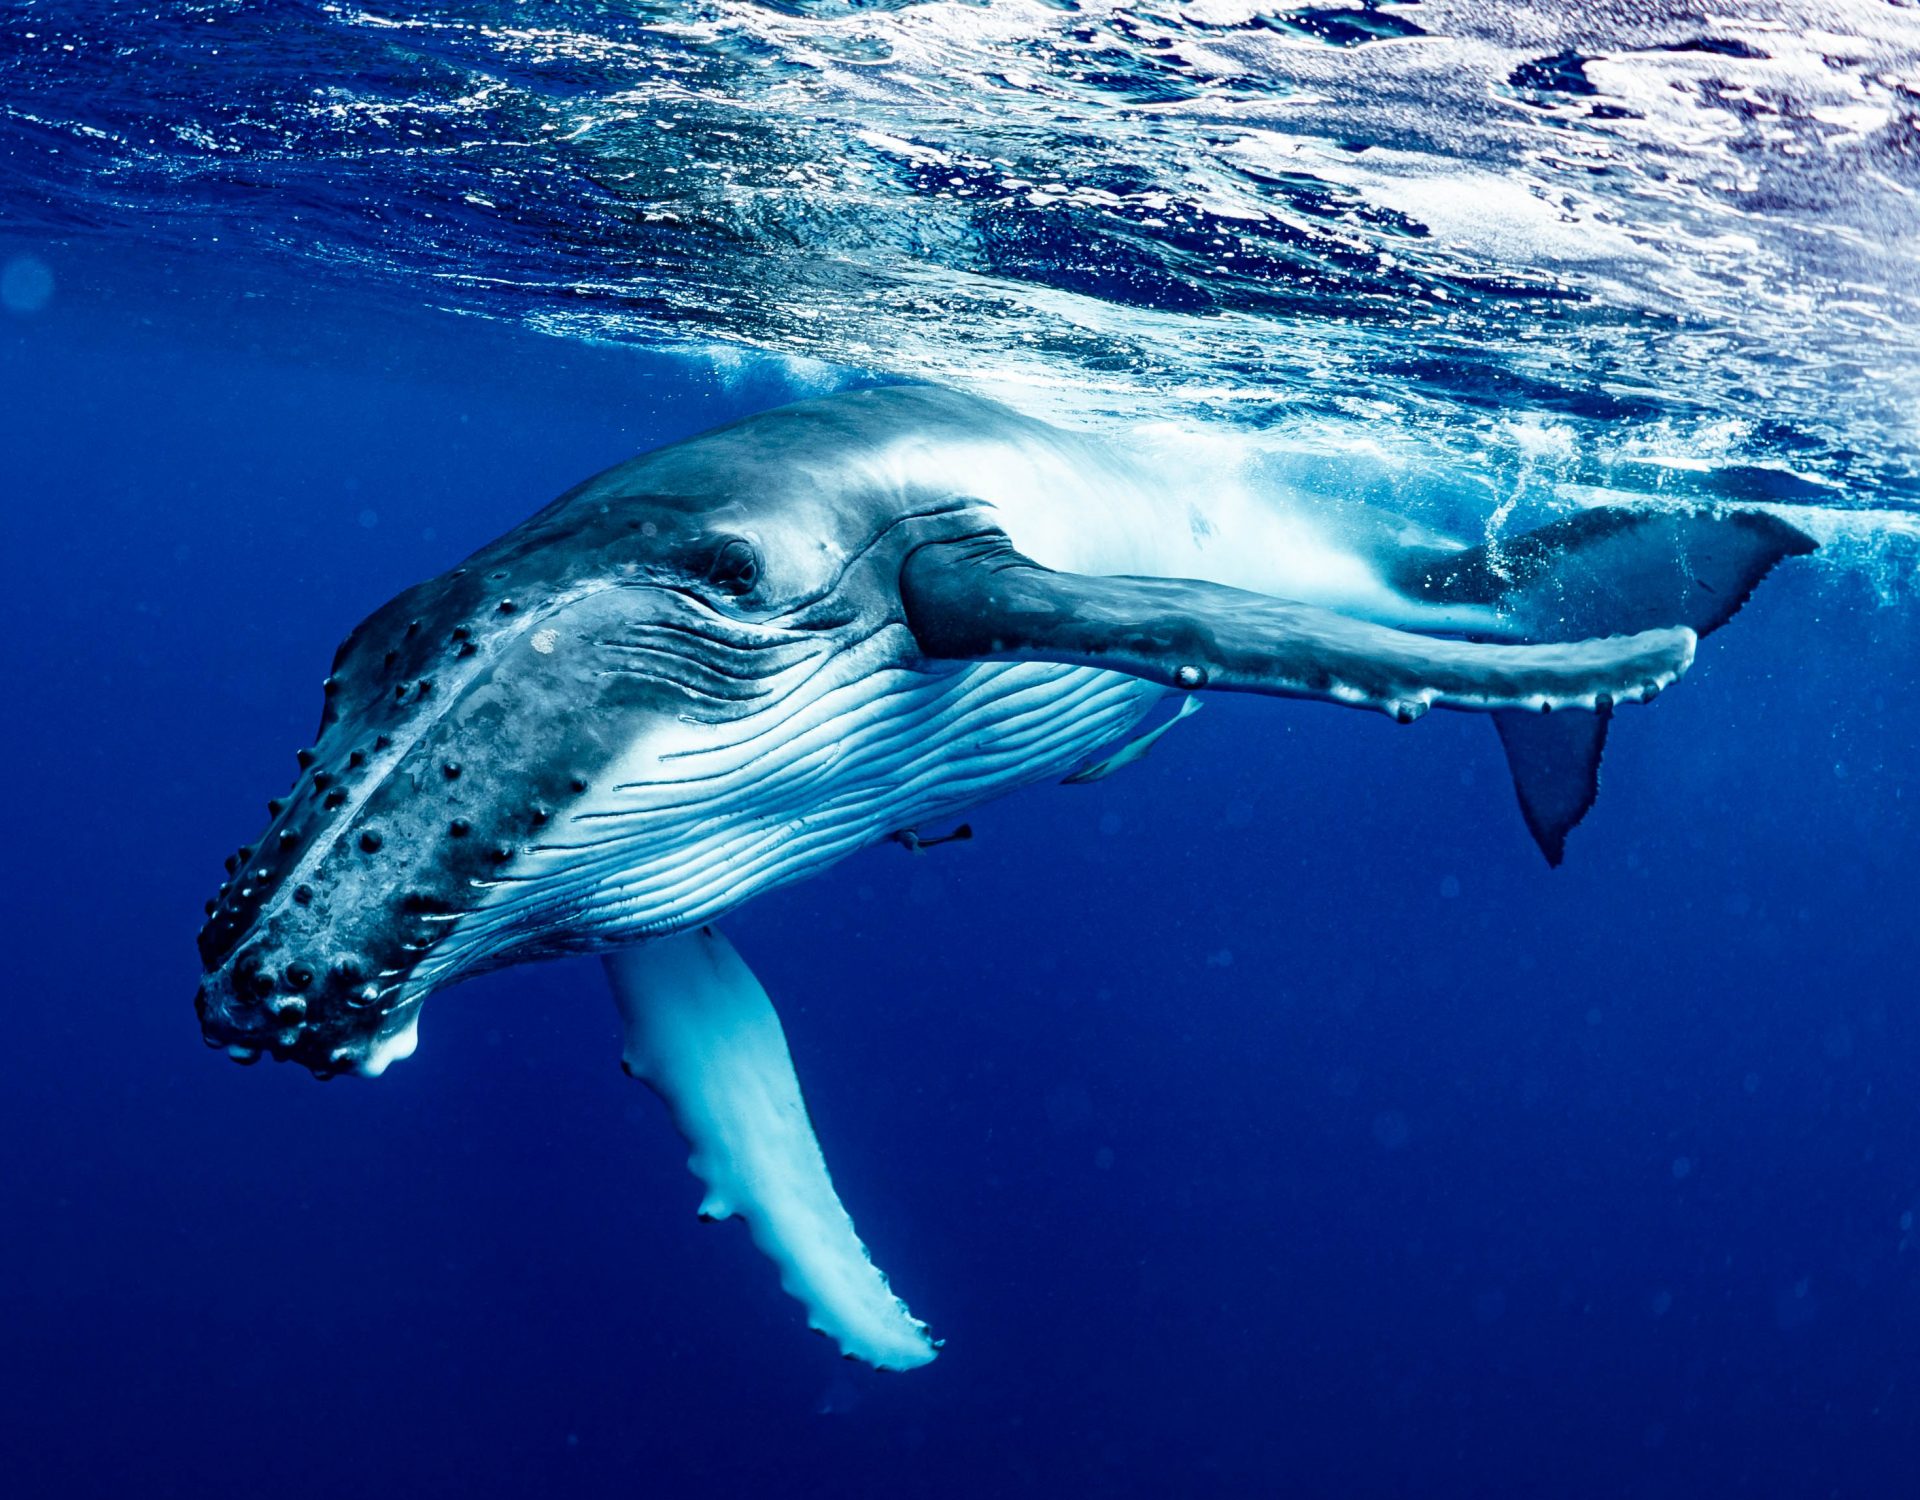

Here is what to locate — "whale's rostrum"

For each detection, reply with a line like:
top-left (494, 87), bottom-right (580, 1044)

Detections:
top-left (195, 386), bottom-right (1813, 1368)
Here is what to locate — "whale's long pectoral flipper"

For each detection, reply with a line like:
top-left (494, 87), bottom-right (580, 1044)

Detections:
top-left (605, 930), bottom-right (937, 1370)
top-left (902, 533), bottom-right (1696, 722)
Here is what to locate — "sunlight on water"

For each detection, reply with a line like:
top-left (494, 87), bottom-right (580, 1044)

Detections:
top-left (3, 1), bottom-right (1916, 521)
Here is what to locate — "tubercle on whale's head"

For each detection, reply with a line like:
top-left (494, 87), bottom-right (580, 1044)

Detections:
top-left (193, 494), bottom-right (755, 1076)
top-left (192, 462), bottom-right (976, 1079)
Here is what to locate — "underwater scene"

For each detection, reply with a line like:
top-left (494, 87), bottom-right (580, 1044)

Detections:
top-left (3, 2), bottom-right (1918, 1495)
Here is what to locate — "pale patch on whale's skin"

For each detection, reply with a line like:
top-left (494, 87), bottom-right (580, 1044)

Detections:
top-left (193, 384), bottom-right (1812, 1366)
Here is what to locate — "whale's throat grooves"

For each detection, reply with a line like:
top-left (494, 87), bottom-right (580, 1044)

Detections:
top-left (416, 644), bottom-right (1164, 987)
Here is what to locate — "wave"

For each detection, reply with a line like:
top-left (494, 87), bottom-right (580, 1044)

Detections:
top-left (3, 0), bottom-right (1918, 512)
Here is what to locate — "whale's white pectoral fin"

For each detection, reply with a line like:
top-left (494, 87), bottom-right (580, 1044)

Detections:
top-left (604, 928), bottom-right (938, 1371)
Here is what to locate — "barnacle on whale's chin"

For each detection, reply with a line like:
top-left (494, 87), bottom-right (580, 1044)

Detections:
top-left (355, 1006), bottom-right (424, 1077)
top-left (196, 962), bottom-right (427, 1079)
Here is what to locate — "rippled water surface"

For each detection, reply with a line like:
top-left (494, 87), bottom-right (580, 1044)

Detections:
top-left (7, 0), bottom-right (1919, 516)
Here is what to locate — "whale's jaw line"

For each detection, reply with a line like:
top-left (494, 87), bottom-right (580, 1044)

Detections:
top-left (199, 594), bottom-right (1167, 1081)
top-left (405, 652), bottom-right (1167, 986)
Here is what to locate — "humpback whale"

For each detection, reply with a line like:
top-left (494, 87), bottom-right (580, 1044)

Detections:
top-left (194, 386), bottom-right (1813, 1369)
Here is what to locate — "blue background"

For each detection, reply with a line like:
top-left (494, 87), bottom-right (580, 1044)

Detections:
top-left (3, 243), bottom-right (1917, 1498)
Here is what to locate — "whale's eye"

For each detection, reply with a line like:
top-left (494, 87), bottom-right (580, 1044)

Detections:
top-left (707, 537), bottom-right (762, 597)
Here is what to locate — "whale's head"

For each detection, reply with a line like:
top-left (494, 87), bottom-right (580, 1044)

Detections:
top-left (195, 418), bottom-right (973, 1077)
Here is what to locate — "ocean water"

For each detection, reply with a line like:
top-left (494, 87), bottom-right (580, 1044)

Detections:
top-left (4, 3), bottom-right (1920, 1496)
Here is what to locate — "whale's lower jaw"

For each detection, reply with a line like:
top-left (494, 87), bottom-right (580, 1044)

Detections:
top-left (407, 656), bottom-right (1166, 990)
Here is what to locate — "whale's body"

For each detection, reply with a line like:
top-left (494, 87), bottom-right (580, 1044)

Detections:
top-left (422, 393), bottom-right (1495, 994)
top-left (195, 386), bottom-right (1811, 1368)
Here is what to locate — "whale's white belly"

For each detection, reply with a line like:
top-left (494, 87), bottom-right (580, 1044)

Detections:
top-left (429, 638), bottom-right (1164, 982)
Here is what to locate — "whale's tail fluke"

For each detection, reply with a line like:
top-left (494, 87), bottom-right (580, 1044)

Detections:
top-left (1401, 506), bottom-right (1818, 642)
top-left (1492, 705), bottom-right (1612, 867)
top-left (1401, 507), bottom-right (1817, 863)
top-left (904, 506), bottom-right (1813, 868)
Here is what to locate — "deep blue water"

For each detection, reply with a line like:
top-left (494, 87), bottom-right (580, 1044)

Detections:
top-left (3, 241), bottom-right (1918, 1498)
top-left (6, 1), bottom-right (1920, 1493)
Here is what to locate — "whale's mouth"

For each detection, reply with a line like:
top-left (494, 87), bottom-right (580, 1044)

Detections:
top-left (195, 963), bottom-right (422, 1079)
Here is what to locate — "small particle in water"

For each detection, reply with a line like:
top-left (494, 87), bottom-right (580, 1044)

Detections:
top-left (1, 254), bottom-right (54, 315)
top-left (1094, 1146), bottom-right (1115, 1171)
top-left (531, 627), bottom-right (559, 654)
top-left (1440, 874), bottom-right (1461, 899)
top-left (358, 508), bottom-right (379, 529)
top-left (1650, 1288), bottom-right (1673, 1317)
top-left (1671, 1156), bottom-right (1693, 1180)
